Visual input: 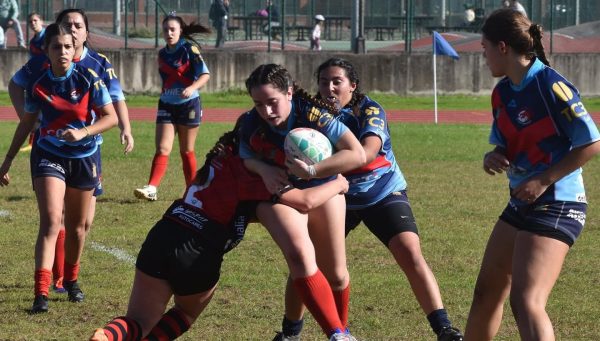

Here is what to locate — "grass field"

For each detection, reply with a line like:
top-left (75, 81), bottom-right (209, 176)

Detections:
top-left (1, 121), bottom-right (599, 340)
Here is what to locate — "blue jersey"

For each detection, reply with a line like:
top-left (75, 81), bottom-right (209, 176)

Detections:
top-left (335, 96), bottom-right (407, 209)
top-left (489, 58), bottom-right (600, 204)
top-left (24, 63), bottom-right (112, 158)
top-left (239, 95), bottom-right (349, 188)
top-left (29, 28), bottom-right (46, 58)
top-left (158, 39), bottom-right (209, 105)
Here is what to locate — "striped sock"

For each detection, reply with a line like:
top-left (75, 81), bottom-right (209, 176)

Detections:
top-left (180, 151), bottom-right (197, 186)
top-left (52, 228), bottom-right (66, 288)
top-left (146, 308), bottom-right (191, 340)
top-left (102, 316), bottom-right (142, 341)
top-left (293, 270), bottom-right (344, 337)
top-left (333, 283), bottom-right (350, 329)
top-left (148, 154), bottom-right (169, 187)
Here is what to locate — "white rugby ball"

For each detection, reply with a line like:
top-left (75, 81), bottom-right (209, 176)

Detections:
top-left (284, 128), bottom-right (333, 165)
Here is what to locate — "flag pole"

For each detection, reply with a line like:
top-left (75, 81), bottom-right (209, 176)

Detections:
top-left (433, 34), bottom-right (438, 124)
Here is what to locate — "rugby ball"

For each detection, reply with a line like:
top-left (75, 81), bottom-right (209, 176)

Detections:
top-left (284, 128), bottom-right (333, 165)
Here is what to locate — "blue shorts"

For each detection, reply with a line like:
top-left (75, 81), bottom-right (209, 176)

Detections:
top-left (499, 199), bottom-right (587, 247)
top-left (346, 190), bottom-right (418, 246)
top-left (156, 98), bottom-right (202, 126)
top-left (30, 144), bottom-right (99, 190)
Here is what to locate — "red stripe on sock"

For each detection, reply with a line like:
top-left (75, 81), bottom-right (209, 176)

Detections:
top-left (181, 151), bottom-right (197, 186)
top-left (148, 154), bottom-right (169, 187)
top-left (52, 228), bottom-right (65, 286)
top-left (293, 270), bottom-right (344, 336)
top-left (34, 268), bottom-right (52, 296)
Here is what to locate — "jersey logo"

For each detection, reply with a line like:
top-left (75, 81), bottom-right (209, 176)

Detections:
top-left (516, 109), bottom-right (532, 125)
top-left (497, 108), bottom-right (555, 165)
top-left (191, 45), bottom-right (201, 55)
top-left (508, 99), bottom-right (517, 108)
top-left (552, 81), bottom-right (573, 102)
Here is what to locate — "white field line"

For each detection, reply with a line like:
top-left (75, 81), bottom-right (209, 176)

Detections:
top-left (90, 241), bottom-right (136, 265)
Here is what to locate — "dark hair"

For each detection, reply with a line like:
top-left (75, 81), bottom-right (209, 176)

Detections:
top-left (28, 12), bottom-right (42, 20)
top-left (482, 8), bottom-right (550, 66)
top-left (43, 23), bottom-right (73, 50)
top-left (55, 8), bottom-right (90, 48)
top-left (162, 14), bottom-right (211, 47)
top-left (315, 58), bottom-right (366, 117)
top-left (193, 115), bottom-right (244, 185)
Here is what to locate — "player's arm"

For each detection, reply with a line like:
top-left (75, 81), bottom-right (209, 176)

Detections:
top-left (113, 100), bottom-right (134, 154)
top-left (243, 157), bottom-right (289, 194)
top-left (277, 174), bottom-right (349, 213)
top-left (361, 134), bottom-right (382, 163)
top-left (483, 146), bottom-right (509, 175)
top-left (288, 130), bottom-right (366, 180)
top-left (8, 79), bottom-right (26, 120)
top-left (182, 73), bottom-right (210, 98)
top-left (0, 113), bottom-right (38, 186)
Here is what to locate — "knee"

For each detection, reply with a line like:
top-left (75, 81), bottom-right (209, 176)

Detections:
top-left (323, 269), bottom-right (349, 290)
top-left (389, 237), bottom-right (426, 269)
top-left (509, 290), bottom-right (545, 319)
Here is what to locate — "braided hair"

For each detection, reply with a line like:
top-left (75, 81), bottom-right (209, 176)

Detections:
top-left (193, 115), bottom-right (243, 185)
top-left (314, 58), bottom-right (366, 117)
top-left (482, 8), bottom-right (550, 66)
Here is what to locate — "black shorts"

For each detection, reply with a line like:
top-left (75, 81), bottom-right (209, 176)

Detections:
top-left (499, 200), bottom-right (586, 247)
top-left (346, 190), bottom-right (418, 246)
top-left (30, 144), bottom-right (99, 190)
top-left (136, 218), bottom-right (227, 295)
top-left (156, 98), bottom-right (202, 126)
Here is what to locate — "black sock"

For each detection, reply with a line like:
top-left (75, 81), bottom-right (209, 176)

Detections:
top-left (427, 308), bottom-right (452, 335)
top-left (282, 315), bottom-right (304, 336)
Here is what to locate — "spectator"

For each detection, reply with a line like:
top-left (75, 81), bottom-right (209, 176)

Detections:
top-left (261, 0), bottom-right (280, 39)
top-left (210, 0), bottom-right (229, 48)
top-left (0, 0), bottom-right (26, 48)
top-left (310, 14), bottom-right (324, 51)
top-left (510, 0), bottom-right (527, 17)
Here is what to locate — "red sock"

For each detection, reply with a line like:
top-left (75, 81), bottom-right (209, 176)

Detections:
top-left (146, 308), bottom-right (191, 340)
top-left (333, 283), bottom-right (350, 329)
top-left (64, 262), bottom-right (80, 282)
top-left (180, 151), bottom-right (197, 186)
top-left (34, 268), bottom-right (52, 297)
top-left (293, 270), bottom-right (344, 337)
top-left (148, 154), bottom-right (169, 187)
top-left (102, 316), bottom-right (142, 341)
top-left (52, 228), bottom-right (65, 288)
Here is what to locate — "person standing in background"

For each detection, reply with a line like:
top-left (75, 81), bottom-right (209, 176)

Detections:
top-left (310, 15), bottom-right (324, 51)
top-left (0, 0), bottom-right (26, 48)
top-left (210, 0), bottom-right (229, 48)
top-left (27, 12), bottom-right (45, 57)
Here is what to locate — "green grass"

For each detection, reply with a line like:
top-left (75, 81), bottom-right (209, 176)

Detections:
top-left (1, 122), bottom-right (600, 340)
top-left (3, 90), bottom-right (600, 111)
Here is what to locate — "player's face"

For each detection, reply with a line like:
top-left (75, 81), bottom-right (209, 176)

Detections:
top-left (61, 13), bottom-right (88, 50)
top-left (250, 84), bottom-right (293, 129)
top-left (481, 37), bottom-right (506, 77)
top-left (163, 20), bottom-right (182, 47)
top-left (28, 15), bottom-right (43, 33)
top-left (47, 34), bottom-right (74, 75)
top-left (318, 66), bottom-right (357, 108)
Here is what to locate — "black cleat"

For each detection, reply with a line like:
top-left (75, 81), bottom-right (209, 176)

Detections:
top-left (437, 326), bottom-right (464, 341)
top-left (272, 331), bottom-right (301, 341)
top-left (64, 280), bottom-right (85, 303)
top-left (31, 295), bottom-right (49, 313)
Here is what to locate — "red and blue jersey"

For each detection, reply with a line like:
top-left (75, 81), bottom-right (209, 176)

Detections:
top-left (335, 96), bottom-right (407, 209)
top-left (239, 95), bottom-right (348, 188)
top-left (24, 63), bottom-right (112, 158)
top-left (489, 58), bottom-right (600, 204)
top-left (29, 28), bottom-right (46, 58)
top-left (158, 39), bottom-right (209, 105)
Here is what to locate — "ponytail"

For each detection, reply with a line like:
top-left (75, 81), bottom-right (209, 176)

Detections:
top-left (528, 24), bottom-right (550, 66)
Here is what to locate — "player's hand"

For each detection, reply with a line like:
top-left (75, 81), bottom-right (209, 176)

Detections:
top-left (181, 87), bottom-right (194, 99)
top-left (285, 156), bottom-right (311, 180)
top-left (260, 164), bottom-right (290, 194)
top-left (60, 128), bottom-right (87, 142)
top-left (120, 129), bottom-right (134, 154)
top-left (335, 174), bottom-right (349, 194)
top-left (0, 160), bottom-right (12, 186)
top-left (511, 176), bottom-right (549, 204)
top-left (483, 150), bottom-right (509, 175)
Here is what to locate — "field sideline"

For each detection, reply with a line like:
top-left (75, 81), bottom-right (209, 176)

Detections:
top-left (0, 120), bottom-right (599, 340)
